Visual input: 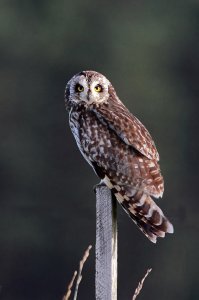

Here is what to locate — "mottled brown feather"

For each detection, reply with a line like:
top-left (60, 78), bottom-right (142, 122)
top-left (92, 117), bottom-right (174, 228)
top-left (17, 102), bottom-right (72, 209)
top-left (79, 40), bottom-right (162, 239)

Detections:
top-left (65, 70), bottom-right (174, 243)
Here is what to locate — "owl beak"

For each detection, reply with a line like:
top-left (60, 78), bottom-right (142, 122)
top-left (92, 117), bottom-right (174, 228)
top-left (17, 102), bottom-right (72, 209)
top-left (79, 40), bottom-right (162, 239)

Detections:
top-left (87, 88), bottom-right (91, 101)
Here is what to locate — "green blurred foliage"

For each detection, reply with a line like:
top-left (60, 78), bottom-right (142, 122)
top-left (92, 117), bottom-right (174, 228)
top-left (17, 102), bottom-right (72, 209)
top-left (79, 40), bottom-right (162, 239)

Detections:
top-left (0, 0), bottom-right (199, 299)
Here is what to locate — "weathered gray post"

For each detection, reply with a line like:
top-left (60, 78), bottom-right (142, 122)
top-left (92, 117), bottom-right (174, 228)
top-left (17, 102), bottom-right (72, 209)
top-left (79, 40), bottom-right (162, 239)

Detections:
top-left (95, 185), bottom-right (118, 300)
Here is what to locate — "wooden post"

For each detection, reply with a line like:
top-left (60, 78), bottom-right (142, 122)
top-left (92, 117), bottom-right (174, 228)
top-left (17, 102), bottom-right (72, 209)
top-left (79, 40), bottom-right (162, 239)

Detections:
top-left (95, 185), bottom-right (118, 300)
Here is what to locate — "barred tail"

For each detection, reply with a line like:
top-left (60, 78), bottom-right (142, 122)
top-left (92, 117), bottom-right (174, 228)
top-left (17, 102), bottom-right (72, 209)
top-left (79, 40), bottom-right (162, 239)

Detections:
top-left (114, 189), bottom-right (174, 243)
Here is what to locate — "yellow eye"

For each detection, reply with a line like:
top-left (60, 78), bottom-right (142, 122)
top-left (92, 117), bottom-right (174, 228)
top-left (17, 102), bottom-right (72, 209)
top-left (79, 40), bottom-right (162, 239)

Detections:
top-left (75, 84), bottom-right (84, 92)
top-left (94, 84), bottom-right (102, 92)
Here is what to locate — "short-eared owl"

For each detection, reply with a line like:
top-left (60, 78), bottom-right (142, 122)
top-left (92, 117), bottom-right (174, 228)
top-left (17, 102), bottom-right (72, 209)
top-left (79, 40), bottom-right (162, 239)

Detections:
top-left (65, 70), bottom-right (174, 243)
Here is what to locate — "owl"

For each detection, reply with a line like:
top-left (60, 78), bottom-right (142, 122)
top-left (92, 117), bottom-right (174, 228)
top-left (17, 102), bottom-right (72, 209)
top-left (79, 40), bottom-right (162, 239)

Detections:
top-left (64, 70), bottom-right (174, 243)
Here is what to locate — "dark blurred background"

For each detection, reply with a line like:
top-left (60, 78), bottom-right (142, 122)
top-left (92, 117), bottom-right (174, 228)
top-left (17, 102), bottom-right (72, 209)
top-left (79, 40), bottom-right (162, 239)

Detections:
top-left (0, 0), bottom-right (199, 299)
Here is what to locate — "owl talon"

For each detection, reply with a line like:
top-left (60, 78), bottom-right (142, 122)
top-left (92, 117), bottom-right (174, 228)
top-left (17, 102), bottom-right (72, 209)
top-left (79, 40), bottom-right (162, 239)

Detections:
top-left (93, 181), bottom-right (106, 193)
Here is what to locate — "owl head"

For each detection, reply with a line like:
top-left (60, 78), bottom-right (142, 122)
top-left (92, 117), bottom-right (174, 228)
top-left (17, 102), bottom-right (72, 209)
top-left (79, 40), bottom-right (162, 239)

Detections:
top-left (65, 71), bottom-right (115, 110)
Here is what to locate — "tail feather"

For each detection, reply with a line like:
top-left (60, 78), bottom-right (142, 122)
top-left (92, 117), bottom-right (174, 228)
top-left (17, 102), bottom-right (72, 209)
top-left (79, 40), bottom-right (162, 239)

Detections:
top-left (114, 189), bottom-right (174, 243)
top-left (102, 175), bottom-right (173, 243)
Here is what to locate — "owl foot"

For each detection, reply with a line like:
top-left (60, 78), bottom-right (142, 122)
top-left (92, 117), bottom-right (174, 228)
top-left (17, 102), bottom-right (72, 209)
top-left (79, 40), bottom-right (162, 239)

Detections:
top-left (93, 180), bottom-right (106, 193)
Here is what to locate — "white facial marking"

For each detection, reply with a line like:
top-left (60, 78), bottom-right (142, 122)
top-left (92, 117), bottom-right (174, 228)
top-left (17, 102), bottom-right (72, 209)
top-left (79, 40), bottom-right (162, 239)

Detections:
top-left (69, 73), bottom-right (110, 106)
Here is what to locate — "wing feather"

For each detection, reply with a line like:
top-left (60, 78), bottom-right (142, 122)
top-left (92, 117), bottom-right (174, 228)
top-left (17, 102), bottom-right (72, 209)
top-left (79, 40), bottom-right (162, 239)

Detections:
top-left (91, 89), bottom-right (159, 161)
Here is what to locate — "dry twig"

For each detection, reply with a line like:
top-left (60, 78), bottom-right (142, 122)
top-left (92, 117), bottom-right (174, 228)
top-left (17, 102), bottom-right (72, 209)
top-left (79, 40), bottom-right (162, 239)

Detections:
top-left (62, 245), bottom-right (92, 300)
top-left (63, 271), bottom-right (77, 300)
top-left (132, 268), bottom-right (152, 300)
top-left (73, 245), bottom-right (92, 300)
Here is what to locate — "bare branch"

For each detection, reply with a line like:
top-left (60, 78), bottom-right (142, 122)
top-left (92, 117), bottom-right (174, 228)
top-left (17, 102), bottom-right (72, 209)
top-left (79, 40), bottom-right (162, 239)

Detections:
top-left (73, 245), bottom-right (92, 300)
top-left (132, 268), bottom-right (152, 300)
top-left (62, 271), bottom-right (77, 300)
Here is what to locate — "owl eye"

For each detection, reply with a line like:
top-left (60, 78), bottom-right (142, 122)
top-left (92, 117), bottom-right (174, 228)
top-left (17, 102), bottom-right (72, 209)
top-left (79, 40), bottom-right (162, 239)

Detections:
top-left (94, 84), bottom-right (102, 92)
top-left (75, 84), bottom-right (84, 92)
